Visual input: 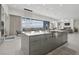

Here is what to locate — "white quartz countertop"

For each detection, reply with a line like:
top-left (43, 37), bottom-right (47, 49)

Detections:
top-left (50, 30), bottom-right (66, 32)
top-left (22, 30), bottom-right (66, 36)
top-left (22, 31), bottom-right (50, 36)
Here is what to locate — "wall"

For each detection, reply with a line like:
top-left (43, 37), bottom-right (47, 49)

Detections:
top-left (5, 5), bottom-right (76, 35)
top-left (49, 20), bottom-right (58, 29)
top-left (0, 5), bottom-right (56, 35)
top-left (9, 15), bottom-right (21, 35)
top-left (0, 4), bottom-right (2, 29)
top-left (8, 6), bottom-right (55, 34)
top-left (74, 19), bottom-right (79, 32)
top-left (59, 19), bottom-right (74, 30)
top-left (2, 4), bottom-right (10, 35)
top-left (8, 6), bottom-right (55, 22)
top-left (8, 6), bottom-right (75, 31)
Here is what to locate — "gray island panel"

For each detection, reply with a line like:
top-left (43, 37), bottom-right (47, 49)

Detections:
top-left (21, 31), bottom-right (67, 55)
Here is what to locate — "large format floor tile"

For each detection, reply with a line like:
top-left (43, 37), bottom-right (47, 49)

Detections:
top-left (48, 33), bottom-right (79, 55)
top-left (0, 33), bottom-right (79, 55)
top-left (0, 37), bottom-right (24, 55)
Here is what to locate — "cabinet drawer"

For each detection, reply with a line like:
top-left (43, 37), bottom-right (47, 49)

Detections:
top-left (30, 35), bottom-right (42, 42)
top-left (30, 40), bottom-right (41, 51)
top-left (29, 43), bottom-right (41, 55)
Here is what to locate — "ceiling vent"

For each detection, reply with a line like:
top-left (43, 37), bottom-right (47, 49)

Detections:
top-left (24, 8), bottom-right (32, 12)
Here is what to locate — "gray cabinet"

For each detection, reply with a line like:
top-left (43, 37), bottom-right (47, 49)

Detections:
top-left (53, 32), bottom-right (67, 48)
top-left (41, 34), bottom-right (55, 54)
top-left (41, 34), bottom-right (50, 54)
top-left (61, 32), bottom-right (67, 43)
top-left (21, 31), bottom-right (67, 55)
top-left (29, 34), bottom-right (58, 55)
top-left (29, 35), bottom-right (42, 55)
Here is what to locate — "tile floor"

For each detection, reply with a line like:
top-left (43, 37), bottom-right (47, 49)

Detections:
top-left (0, 33), bottom-right (79, 55)
top-left (0, 37), bottom-right (23, 55)
top-left (48, 33), bottom-right (79, 55)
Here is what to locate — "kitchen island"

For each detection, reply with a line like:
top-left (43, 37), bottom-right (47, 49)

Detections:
top-left (21, 30), bottom-right (68, 55)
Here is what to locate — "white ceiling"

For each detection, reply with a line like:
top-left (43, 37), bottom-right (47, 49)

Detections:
top-left (7, 4), bottom-right (79, 20)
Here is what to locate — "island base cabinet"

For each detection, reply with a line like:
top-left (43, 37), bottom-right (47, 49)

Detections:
top-left (29, 35), bottom-right (42, 55)
top-left (21, 32), bottom-right (67, 55)
top-left (40, 34), bottom-right (57, 54)
top-left (53, 32), bottom-right (67, 49)
top-left (29, 34), bottom-right (57, 55)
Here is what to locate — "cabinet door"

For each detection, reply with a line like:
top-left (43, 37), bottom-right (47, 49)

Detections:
top-left (40, 34), bottom-right (48, 54)
top-left (41, 34), bottom-right (55, 54)
top-left (61, 32), bottom-right (67, 43)
top-left (46, 34), bottom-right (53, 49)
top-left (50, 32), bottom-right (61, 49)
top-left (57, 32), bottom-right (62, 44)
top-left (46, 33), bottom-right (60, 52)
top-left (29, 35), bottom-right (42, 55)
top-left (55, 32), bottom-right (67, 47)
